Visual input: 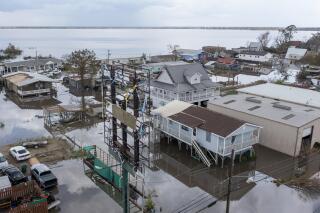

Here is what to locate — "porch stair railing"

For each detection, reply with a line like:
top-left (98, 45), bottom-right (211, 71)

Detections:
top-left (191, 139), bottom-right (211, 167)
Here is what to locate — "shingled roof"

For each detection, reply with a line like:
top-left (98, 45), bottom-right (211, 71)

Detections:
top-left (151, 63), bottom-right (219, 92)
top-left (168, 104), bottom-right (246, 137)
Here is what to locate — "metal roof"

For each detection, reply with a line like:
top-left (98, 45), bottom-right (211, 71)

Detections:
top-left (285, 47), bottom-right (307, 59)
top-left (209, 93), bottom-right (320, 127)
top-left (237, 83), bottom-right (320, 109)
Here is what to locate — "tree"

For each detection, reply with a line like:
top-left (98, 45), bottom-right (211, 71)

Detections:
top-left (296, 70), bottom-right (308, 83)
top-left (65, 49), bottom-right (100, 116)
top-left (0, 43), bottom-right (22, 61)
top-left (168, 44), bottom-right (180, 61)
top-left (306, 32), bottom-right (320, 52)
top-left (274, 25), bottom-right (297, 53)
top-left (257, 31), bottom-right (271, 49)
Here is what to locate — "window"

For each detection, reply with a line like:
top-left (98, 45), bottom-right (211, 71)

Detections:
top-left (181, 125), bottom-right (189, 131)
top-left (169, 120), bottom-right (173, 125)
top-left (193, 128), bottom-right (197, 136)
top-left (159, 89), bottom-right (162, 93)
top-left (164, 91), bottom-right (166, 95)
top-left (206, 132), bottom-right (211, 142)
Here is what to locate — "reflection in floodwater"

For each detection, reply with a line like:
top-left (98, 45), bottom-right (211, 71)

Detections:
top-left (51, 159), bottom-right (122, 213)
top-left (2, 82), bottom-right (320, 213)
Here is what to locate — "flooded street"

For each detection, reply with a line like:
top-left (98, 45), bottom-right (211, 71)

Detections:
top-left (1, 82), bottom-right (320, 213)
top-left (0, 88), bottom-right (50, 145)
top-left (51, 159), bottom-right (122, 213)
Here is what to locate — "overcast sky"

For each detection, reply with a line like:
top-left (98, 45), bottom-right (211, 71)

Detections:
top-left (0, 0), bottom-right (319, 27)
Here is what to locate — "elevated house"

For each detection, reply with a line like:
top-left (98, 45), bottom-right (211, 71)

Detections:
top-left (248, 42), bottom-right (263, 52)
top-left (2, 71), bottom-right (56, 102)
top-left (1, 58), bottom-right (62, 76)
top-left (174, 49), bottom-right (204, 62)
top-left (237, 51), bottom-right (273, 63)
top-left (215, 57), bottom-right (239, 70)
top-left (285, 47), bottom-right (307, 62)
top-left (202, 46), bottom-right (227, 60)
top-left (150, 63), bottom-right (220, 108)
top-left (152, 100), bottom-right (261, 167)
top-left (141, 61), bottom-right (188, 74)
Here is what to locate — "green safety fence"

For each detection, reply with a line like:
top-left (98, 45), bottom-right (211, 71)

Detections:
top-left (94, 158), bottom-right (122, 189)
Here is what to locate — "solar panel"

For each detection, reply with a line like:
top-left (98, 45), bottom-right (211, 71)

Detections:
top-left (223, 100), bottom-right (236, 104)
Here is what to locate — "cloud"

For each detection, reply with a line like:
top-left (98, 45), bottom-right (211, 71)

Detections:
top-left (0, 0), bottom-right (319, 26)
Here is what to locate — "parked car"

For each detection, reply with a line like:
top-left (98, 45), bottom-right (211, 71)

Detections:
top-left (0, 175), bottom-right (11, 190)
top-left (9, 146), bottom-right (31, 161)
top-left (2, 165), bottom-right (28, 185)
top-left (0, 153), bottom-right (8, 171)
top-left (31, 163), bottom-right (58, 189)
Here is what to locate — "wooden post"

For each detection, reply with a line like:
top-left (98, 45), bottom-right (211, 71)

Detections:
top-left (226, 149), bottom-right (235, 213)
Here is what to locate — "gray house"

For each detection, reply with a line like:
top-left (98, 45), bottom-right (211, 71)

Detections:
top-left (152, 100), bottom-right (261, 167)
top-left (151, 63), bottom-right (220, 108)
top-left (1, 58), bottom-right (62, 76)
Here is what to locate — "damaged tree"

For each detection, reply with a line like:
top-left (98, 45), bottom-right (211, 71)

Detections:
top-left (65, 49), bottom-right (100, 119)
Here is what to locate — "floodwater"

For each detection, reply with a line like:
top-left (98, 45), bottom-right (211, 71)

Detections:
top-left (1, 82), bottom-right (320, 212)
top-left (0, 29), bottom-right (315, 58)
top-left (51, 159), bottom-right (122, 213)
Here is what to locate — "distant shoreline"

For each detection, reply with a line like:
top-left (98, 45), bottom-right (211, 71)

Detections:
top-left (0, 26), bottom-right (319, 31)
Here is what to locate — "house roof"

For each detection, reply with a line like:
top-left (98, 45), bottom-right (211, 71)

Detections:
top-left (237, 83), bottom-right (320, 109)
top-left (249, 42), bottom-right (262, 49)
top-left (217, 57), bottom-right (236, 65)
top-left (239, 51), bottom-right (269, 56)
top-left (285, 47), bottom-right (307, 59)
top-left (3, 71), bottom-right (55, 87)
top-left (4, 58), bottom-right (62, 67)
top-left (151, 63), bottom-right (219, 92)
top-left (153, 100), bottom-right (247, 137)
top-left (209, 93), bottom-right (320, 127)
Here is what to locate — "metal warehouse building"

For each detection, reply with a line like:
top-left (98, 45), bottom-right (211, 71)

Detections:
top-left (209, 83), bottom-right (320, 157)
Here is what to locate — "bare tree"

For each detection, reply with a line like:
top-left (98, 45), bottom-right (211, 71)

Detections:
top-left (65, 49), bottom-right (100, 117)
top-left (306, 32), bottom-right (320, 52)
top-left (257, 31), bottom-right (270, 49)
top-left (274, 25), bottom-right (297, 53)
top-left (168, 44), bottom-right (180, 61)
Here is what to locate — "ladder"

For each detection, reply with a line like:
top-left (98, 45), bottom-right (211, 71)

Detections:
top-left (191, 139), bottom-right (211, 167)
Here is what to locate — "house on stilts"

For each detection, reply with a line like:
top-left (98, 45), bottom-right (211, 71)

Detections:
top-left (152, 100), bottom-right (261, 167)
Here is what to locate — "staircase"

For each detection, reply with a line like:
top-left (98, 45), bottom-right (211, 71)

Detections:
top-left (191, 139), bottom-right (211, 167)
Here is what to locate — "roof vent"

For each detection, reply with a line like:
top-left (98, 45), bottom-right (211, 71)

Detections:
top-left (282, 114), bottom-right (295, 120)
top-left (273, 103), bottom-right (291, 111)
top-left (248, 106), bottom-right (261, 111)
top-left (223, 100), bottom-right (236, 104)
top-left (245, 97), bottom-right (262, 104)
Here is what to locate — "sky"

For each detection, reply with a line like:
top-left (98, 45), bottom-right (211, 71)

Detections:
top-left (0, 0), bottom-right (319, 27)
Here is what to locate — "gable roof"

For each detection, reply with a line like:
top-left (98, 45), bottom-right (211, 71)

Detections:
top-left (151, 63), bottom-right (219, 92)
top-left (3, 71), bottom-right (55, 86)
top-left (153, 101), bottom-right (246, 137)
top-left (285, 47), bottom-right (307, 59)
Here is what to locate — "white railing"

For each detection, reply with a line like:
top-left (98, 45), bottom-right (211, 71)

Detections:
top-left (223, 136), bottom-right (258, 156)
top-left (17, 88), bottom-right (51, 96)
top-left (152, 88), bottom-right (216, 103)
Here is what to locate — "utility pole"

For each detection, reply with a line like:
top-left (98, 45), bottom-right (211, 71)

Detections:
top-left (226, 149), bottom-right (235, 213)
